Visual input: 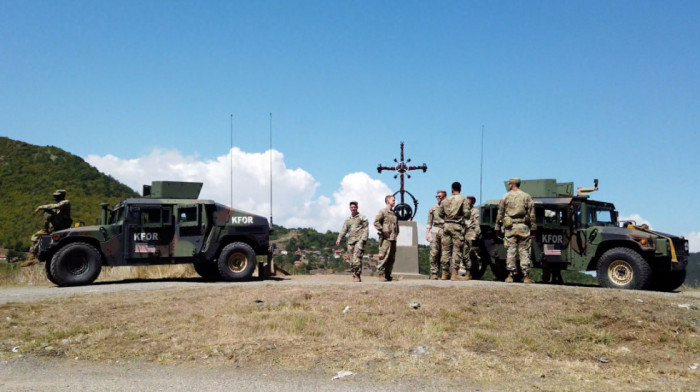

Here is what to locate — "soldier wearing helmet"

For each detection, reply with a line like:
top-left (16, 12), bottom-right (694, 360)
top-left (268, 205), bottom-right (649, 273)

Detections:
top-left (22, 189), bottom-right (73, 267)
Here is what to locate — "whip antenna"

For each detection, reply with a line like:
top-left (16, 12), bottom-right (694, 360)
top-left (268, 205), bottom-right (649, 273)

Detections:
top-left (230, 114), bottom-right (233, 208)
top-left (269, 112), bottom-right (273, 227)
top-left (480, 125), bottom-right (484, 205)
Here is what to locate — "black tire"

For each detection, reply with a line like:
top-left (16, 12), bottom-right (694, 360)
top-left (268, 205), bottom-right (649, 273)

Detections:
top-left (44, 258), bottom-right (59, 285)
top-left (653, 270), bottom-right (687, 292)
top-left (468, 247), bottom-right (490, 280)
top-left (217, 242), bottom-right (257, 281)
top-left (596, 247), bottom-right (652, 290)
top-left (193, 262), bottom-right (221, 281)
top-left (49, 242), bottom-right (102, 287)
top-left (490, 258), bottom-right (509, 281)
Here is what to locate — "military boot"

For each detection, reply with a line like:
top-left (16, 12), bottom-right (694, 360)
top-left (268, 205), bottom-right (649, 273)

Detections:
top-left (353, 275), bottom-right (362, 283)
top-left (451, 268), bottom-right (460, 280)
top-left (464, 270), bottom-right (472, 281)
top-left (430, 274), bottom-right (438, 280)
top-left (505, 272), bottom-right (514, 283)
top-left (19, 254), bottom-right (38, 268)
top-left (523, 274), bottom-right (533, 283)
top-left (441, 271), bottom-right (450, 280)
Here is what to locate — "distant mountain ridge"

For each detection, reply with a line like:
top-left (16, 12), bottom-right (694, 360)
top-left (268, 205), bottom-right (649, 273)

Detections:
top-left (0, 137), bottom-right (139, 250)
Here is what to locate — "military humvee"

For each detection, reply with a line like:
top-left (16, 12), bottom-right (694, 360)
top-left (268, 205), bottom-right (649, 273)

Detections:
top-left (37, 181), bottom-right (272, 286)
top-left (475, 179), bottom-right (689, 291)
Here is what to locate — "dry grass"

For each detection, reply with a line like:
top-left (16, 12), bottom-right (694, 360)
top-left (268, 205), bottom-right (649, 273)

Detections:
top-left (0, 262), bottom-right (198, 286)
top-left (0, 279), bottom-right (698, 391)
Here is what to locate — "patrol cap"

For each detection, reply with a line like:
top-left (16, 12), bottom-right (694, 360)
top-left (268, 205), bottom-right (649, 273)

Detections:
top-left (53, 189), bottom-right (66, 197)
top-left (508, 178), bottom-right (521, 186)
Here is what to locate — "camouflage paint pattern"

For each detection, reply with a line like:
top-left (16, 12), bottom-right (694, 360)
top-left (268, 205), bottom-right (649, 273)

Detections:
top-left (439, 194), bottom-right (470, 271)
top-left (38, 197), bottom-right (270, 268)
top-left (463, 205), bottom-right (481, 270)
top-left (374, 208), bottom-right (399, 277)
top-left (426, 203), bottom-right (445, 275)
top-left (496, 188), bottom-right (536, 275)
top-left (337, 213), bottom-right (369, 276)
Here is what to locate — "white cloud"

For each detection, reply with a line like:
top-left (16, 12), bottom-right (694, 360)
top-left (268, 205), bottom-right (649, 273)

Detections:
top-left (684, 232), bottom-right (700, 253)
top-left (85, 148), bottom-right (394, 239)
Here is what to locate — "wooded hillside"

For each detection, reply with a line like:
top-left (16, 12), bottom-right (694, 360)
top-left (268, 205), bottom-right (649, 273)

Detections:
top-left (0, 137), bottom-right (138, 250)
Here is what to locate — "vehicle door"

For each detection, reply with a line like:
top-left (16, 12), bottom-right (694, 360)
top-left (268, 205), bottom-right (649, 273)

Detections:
top-left (173, 204), bottom-right (209, 257)
top-left (125, 205), bottom-right (174, 261)
top-left (566, 202), bottom-right (599, 270)
top-left (538, 206), bottom-right (570, 265)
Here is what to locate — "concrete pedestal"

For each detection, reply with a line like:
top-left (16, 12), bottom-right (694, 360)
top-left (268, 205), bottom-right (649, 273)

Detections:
top-left (392, 221), bottom-right (425, 278)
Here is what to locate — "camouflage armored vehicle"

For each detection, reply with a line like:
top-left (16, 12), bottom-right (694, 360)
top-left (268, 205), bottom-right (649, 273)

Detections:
top-left (37, 181), bottom-right (273, 286)
top-left (475, 179), bottom-right (689, 291)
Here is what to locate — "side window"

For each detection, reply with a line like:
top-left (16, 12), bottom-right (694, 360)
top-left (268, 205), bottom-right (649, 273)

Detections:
top-left (179, 207), bottom-right (198, 224)
top-left (142, 208), bottom-right (162, 224)
top-left (543, 208), bottom-right (568, 227)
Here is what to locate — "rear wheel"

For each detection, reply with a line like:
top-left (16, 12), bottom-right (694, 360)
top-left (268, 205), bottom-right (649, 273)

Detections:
top-left (596, 247), bottom-right (651, 290)
top-left (49, 242), bottom-right (102, 287)
top-left (490, 258), bottom-right (509, 281)
top-left (193, 262), bottom-right (221, 281)
top-left (217, 242), bottom-right (257, 281)
top-left (468, 247), bottom-right (490, 280)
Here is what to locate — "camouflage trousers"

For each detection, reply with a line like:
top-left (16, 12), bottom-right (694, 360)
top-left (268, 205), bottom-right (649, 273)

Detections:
top-left (462, 236), bottom-right (480, 270)
top-left (377, 239), bottom-right (396, 278)
top-left (346, 240), bottom-right (366, 277)
top-left (441, 223), bottom-right (465, 271)
top-left (505, 223), bottom-right (531, 275)
top-left (29, 229), bottom-right (48, 255)
top-left (429, 227), bottom-right (444, 274)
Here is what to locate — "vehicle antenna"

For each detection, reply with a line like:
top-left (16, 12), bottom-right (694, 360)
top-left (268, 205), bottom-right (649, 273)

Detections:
top-left (230, 113), bottom-right (233, 208)
top-left (269, 112), bottom-right (273, 228)
top-left (480, 125), bottom-right (484, 205)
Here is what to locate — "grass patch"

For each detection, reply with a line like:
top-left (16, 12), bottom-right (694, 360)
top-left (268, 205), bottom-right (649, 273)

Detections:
top-left (0, 282), bottom-right (698, 391)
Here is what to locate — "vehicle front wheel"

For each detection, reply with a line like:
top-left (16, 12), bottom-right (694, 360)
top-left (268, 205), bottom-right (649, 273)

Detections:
top-left (194, 262), bottom-right (221, 281)
top-left (596, 247), bottom-right (651, 290)
top-left (49, 242), bottom-right (103, 287)
top-left (217, 242), bottom-right (257, 281)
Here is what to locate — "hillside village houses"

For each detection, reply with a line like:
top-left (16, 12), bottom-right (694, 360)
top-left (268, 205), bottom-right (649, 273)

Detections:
top-left (276, 246), bottom-right (378, 270)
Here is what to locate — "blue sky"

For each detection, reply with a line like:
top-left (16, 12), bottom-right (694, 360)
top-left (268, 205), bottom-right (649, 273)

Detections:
top-left (2, 1), bottom-right (698, 249)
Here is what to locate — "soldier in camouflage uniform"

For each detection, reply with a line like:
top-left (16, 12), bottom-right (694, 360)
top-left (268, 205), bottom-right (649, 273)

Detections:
top-left (461, 195), bottom-right (481, 280)
top-left (438, 182), bottom-right (470, 280)
top-left (495, 178), bottom-right (536, 283)
top-left (22, 189), bottom-right (72, 267)
top-left (336, 201), bottom-right (369, 282)
top-left (374, 195), bottom-right (399, 281)
top-left (426, 190), bottom-right (446, 280)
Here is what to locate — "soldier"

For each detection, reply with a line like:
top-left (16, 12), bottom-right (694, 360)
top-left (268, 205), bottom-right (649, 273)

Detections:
top-left (439, 182), bottom-right (471, 280)
top-left (426, 190), bottom-right (447, 280)
top-left (461, 195), bottom-right (481, 280)
top-left (336, 201), bottom-right (369, 282)
top-left (22, 189), bottom-right (72, 267)
top-left (374, 195), bottom-right (399, 281)
top-left (495, 178), bottom-right (536, 283)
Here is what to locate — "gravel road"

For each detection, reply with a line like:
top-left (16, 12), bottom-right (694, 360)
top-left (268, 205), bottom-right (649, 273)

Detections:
top-left (1, 274), bottom-right (697, 305)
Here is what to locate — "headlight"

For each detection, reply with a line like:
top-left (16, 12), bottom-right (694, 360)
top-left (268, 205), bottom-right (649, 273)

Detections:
top-left (685, 242), bottom-right (689, 253)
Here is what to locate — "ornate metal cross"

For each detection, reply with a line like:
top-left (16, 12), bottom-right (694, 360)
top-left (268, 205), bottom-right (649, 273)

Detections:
top-left (377, 142), bottom-right (427, 221)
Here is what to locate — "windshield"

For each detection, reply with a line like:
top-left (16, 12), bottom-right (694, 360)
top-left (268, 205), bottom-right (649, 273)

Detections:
top-left (590, 206), bottom-right (616, 226)
top-left (108, 206), bottom-right (125, 225)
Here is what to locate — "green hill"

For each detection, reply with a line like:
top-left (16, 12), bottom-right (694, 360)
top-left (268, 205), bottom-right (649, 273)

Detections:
top-left (0, 137), bottom-right (139, 251)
